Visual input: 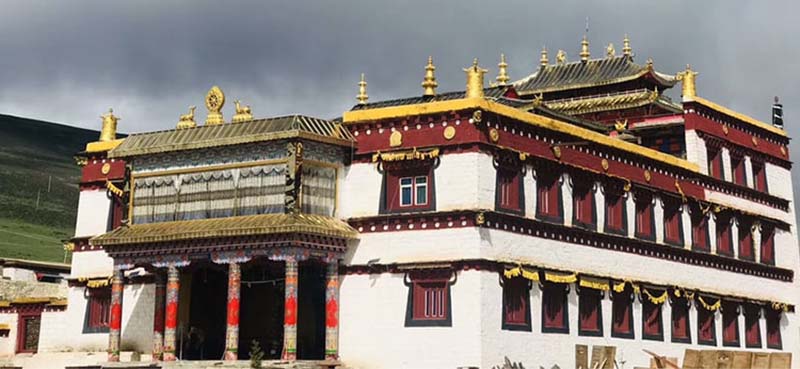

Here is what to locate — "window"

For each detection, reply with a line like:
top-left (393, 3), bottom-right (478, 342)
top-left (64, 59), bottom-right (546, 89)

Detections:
top-left (634, 193), bottom-right (655, 241)
top-left (691, 205), bottom-right (711, 252)
top-left (604, 190), bottom-right (626, 235)
top-left (578, 288), bottom-right (603, 337)
top-left (536, 171), bottom-right (562, 223)
top-left (766, 309), bottom-right (782, 349)
top-left (671, 295), bottom-right (691, 344)
top-left (716, 213), bottom-right (734, 256)
top-left (697, 299), bottom-right (717, 346)
top-left (744, 304), bottom-right (762, 348)
top-left (405, 270), bottom-right (451, 327)
top-left (572, 182), bottom-right (596, 230)
top-left (642, 289), bottom-right (664, 341)
top-left (541, 283), bottom-right (569, 333)
top-left (83, 288), bottom-right (111, 333)
top-left (753, 161), bottom-right (768, 193)
top-left (731, 155), bottom-right (746, 186)
top-left (502, 277), bottom-right (531, 331)
top-left (496, 168), bottom-right (524, 214)
top-left (722, 301), bottom-right (740, 347)
top-left (738, 218), bottom-right (754, 261)
top-left (761, 224), bottom-right (776, 265)
top-left (707, 148), bottom-right (724, 180)
top-left (107, 195), bottom-right (125, 231)
top-left (663, 198), bottom-right (684, 246)
top-left (611, 287), bottom-right (634, 339)
top-left (382, 166), bottom-right (435, 213)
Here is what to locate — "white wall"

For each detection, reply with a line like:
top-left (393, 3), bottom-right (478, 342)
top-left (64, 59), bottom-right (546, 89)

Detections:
top-left (74, 190), bottom-right (111, 238)
top-left (0, 313), bottom-right (17, 357)
top-left (70, 250), bottom-right (113, 279)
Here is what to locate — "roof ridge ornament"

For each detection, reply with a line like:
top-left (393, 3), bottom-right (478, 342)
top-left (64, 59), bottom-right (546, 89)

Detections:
top-left (580, 35), bottom-right (590, 62)
top-left (421, 56), bottom-right (438, 96)
top-left (606, 43), bottom-right (615, 58)
top-left (556, 50), bottom-right (567, 65)
top-left (622, 34), bottom-right (632, 58)
top-left (357, 73), bottom-right (368, 105)
top-left (495, 53), bottom-right (510, 86)
top-left (464, 58), bottom-right (487, 99)
top-left (99, 108), bottom-right (119, 142)
top-left (232, 100), bottom-right (253, 123)
top-left (176, 106), bottom-right (197, 129)
top-left (540, 46), bottom-right (548, 68)
top-left (676, 64), bottom-right (698, 101)
top-left (204, 86), bottom-right (225, 125)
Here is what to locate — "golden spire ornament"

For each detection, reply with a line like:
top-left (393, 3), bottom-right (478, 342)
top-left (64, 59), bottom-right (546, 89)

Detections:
top-left (495, 54), bottom-right (509, 86)
top-left (232, 100), bottom-right (253, 123)
top-left (176, 106), bottom-right (197, 129)
top-left (356, 73), bottom-right (368, 105)
top-left (204, 86), bottom-right (225, 125)
top-left (606, 43), bottom-right (615, 58)
top-left (540, 46), bottom-right (548, 67)
top-left (676, 64), bottom-right (699, 101)
top-left (556, 50), bottom-right (567, 65)
top-left (622, 34), bottom-right (632, 57)
top-left (99, 108), bottom-right (119, 142)
top-left (464, 58), bottom-right (487, 99)
top-left (580, 35), bottom-right (590, 62)
top-left (421, 56), bottom-right (438, 96)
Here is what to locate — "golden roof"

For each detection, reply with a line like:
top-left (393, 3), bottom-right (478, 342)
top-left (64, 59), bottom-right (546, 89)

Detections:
top-left (91, 213), bottom-right (359, 247)
top-left (688, 96), bottom-right (787, 137)
top-left (544, 89), bottom-right (681, 116)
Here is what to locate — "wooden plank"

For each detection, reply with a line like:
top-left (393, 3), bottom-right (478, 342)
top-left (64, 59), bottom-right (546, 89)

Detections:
top-left (603, 346), bottom-right (617, 369)
top-left (590, 346), bottom-right (604, 369)
top-left (731, 351), bottom-right (752, 369)
top-left (699, 350), bottom-right (718, 369)
top-left (768, 353), bottom-right (792, 369)
top-left (682, 349), bottom-right (701, 369)
top-left (575, 344), bottom-right (588, 369)
top-left (717, 351), bottom-right (733, 369)
top-left (752, 353), bottom-right (770, 369)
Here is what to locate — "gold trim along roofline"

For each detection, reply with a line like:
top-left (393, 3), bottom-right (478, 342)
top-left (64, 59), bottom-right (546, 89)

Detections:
top-left (343, 97), bottom-right (699, 172)
top-left (687, 96), bottom-right (787, 137)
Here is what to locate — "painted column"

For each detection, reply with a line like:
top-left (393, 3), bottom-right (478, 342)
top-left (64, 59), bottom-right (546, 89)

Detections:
top-left (152, 272), bottom-right (166, 361)
top-left (324, 260), bottom-right (340, 360)
top-left (224, 262), bottom-right (241, 360)
top-left (107, 268), bottom-right (124, 362)
top-left (282, 256), bottom-right (298, 361)
top-left (162, 266), bottom-right (180, 361)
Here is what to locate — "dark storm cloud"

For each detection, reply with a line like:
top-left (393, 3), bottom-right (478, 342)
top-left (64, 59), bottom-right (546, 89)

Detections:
top-left (0, 1), bottom-right (797, 142)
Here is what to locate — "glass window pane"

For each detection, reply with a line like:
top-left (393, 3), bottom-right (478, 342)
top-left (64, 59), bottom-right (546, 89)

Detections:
top-left (401, 187), bottom-right (412, 206)
top-left (416, 183), bottom-right (427, 205)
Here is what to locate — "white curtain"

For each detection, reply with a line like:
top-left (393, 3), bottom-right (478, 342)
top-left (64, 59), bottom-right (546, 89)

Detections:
top-left (238, 165), bottom-right (285, 215)
top-left (133, 177), bottom-right (176, 224)
top-left (301, 166), bottom-right (336, 216)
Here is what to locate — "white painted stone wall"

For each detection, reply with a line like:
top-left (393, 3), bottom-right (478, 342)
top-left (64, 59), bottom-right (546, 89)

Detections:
top-left (684, 130), bottom-right (708, 175)
top-left (70, 250), bottom-right (114, 279)
top-left (0, 313), bottom-right (17, 357)
top-left (1, 268), bottom-right (37, 282)
top-left (74, 190), bottom-right (111, 238)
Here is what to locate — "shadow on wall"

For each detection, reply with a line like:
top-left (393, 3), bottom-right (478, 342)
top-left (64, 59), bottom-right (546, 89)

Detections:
top-left (120, 282), bottom-right (153, 353)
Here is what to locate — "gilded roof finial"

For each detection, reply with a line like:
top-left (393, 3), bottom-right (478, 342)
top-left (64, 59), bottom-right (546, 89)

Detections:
top-left (421, 56), bottom-right (438, 96)
top-left (580, 35), bottom-right (590, 62)
top-left (176, 106), bottom-right (197, 129)
top-left (496, 54), bottom-right (510, 86)
top-left (463, 58), bottom-right (487, 99)
top-left (232, 100), bottom-right (253, 123)
top-left (622, 34), bottom-right (632, 57)
top-left (540, 46), bottom-right (549, 68)
top-left (204, 86), bottom-right (225, 125)
top-left (606, 43), bottom-right (615, 58)
top-left (357, 73), bottom-right (368, 105)
top-left (556, 50), bottom-right (567, 65)
top-left (676, 64), bottom-right (699, 101)
top-left (99, 108), bottom-right (119, 142)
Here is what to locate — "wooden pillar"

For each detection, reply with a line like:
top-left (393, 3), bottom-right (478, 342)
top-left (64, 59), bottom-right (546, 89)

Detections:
top-left (324, 260), bottom-right (340, 360)
top-left (224, 262), bottom-right (241, 360)
top-left (162, 266), bottom-right (180, 361)
top-left (108, 268), bottom-right (124, 362)
top-left (282, 256), bottom-right (298, 361)
top-left (152, 272), bottom-right (166, 361)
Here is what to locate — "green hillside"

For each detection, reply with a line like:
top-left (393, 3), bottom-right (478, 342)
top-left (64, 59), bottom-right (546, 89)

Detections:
top-left (0, 114), bottom-right (101, 262)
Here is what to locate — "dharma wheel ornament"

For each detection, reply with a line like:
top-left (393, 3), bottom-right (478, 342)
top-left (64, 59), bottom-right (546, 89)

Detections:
top-left (205, 86), bottom-right (226, 125)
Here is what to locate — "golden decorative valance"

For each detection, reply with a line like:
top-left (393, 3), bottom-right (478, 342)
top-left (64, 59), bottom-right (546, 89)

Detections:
top-left (371, 147), bottom-right (440, 163)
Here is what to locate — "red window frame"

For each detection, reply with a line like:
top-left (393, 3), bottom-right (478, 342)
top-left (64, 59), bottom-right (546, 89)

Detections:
top-left (761, 224), bottom-right (775, 265)
top-left (722, 301), bottom-right (740, 347)
top-left (671, 295), bottom-right (691, 343)
top-left (496, 167), bottom-right (523, 214)
top-left (642, 291), bottom-right (664, 341)
top-left (691, 206), bottom-right (711, 252)
top-left (634, 193), bottom-right (655, 241)
top-left (716, 213), bottom-right (734, 256)
top-left (382, 166), bottom-right (434, 213)
top-left (697, 300), bottom-right (717, 346)
top-left (744, 304), bottom-right (762, 348)
top-left (536, 172), bottom-right (562, 223)
top-left (611, 288), bottom-right (634, 339)
top-left (107, 194), bottom-right (125, 231)
top-left (663, 198), bottom-right (684, 246)
top-left (16, 311), bottom-right (41, 354)
top-left (738, 218), bottom-right (755, 261)
top-left (752, 161), bottom-right (768, 193)
top-left (572, 183), bottom-right (596, 230)
top-left (541, 283), bottom-right (569, 333)
top-left (731, 155), bottom-right (746, 186)
top-left (578, 288), bottom-right (603, 337)
top-left (766, 309), bottom-right (782, 349)
top-left (502, 276), bottom-right (531, 331)
top-left (83, 287), bottom-right (111, 333)
top-left (405, 271), bottom-right (451, 327)
top-left (604, 190), bottom-right (626, 235)
top-left (707, 148), bottom-right (724, 180)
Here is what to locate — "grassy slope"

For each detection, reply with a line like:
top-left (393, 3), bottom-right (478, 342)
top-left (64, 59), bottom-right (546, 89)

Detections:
top-left (0, 114), bottom-right (101, 262)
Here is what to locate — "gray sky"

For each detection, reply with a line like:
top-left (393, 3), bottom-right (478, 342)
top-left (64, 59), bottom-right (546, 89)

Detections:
top-left (0, 1), bottom-right (797, 139)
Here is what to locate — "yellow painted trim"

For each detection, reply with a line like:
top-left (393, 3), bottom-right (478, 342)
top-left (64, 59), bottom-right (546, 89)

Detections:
top-left (128, 170), bottom-right (135, 223)
top-left (345, 98), bottom-right (699, 172)
top-left (134, 159), bottom-right (287, 178)
top-left (85, 139), bottom-right (124, 153)
top-left (0, 324), bottom-right (9, 330)
top-left (690, 96), bottom-right (787, 137)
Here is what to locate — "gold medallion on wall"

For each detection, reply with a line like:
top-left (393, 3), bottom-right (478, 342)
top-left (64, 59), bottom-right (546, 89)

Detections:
top-left (443, 126), bottom-right (456, 140)
top-left (489, 128), bottom-right (499, 143)
top-left (390, 131), bottom-right (402, 147)
top-left (601, 159), bottom-right (609, 172)
top-left (101, 163), bottom-right (111, 175)
top-left (643, 170), bottom-right (652, 182)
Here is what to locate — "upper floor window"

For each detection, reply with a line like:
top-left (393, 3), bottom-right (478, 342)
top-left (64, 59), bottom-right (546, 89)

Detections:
top-left (691, 204), bottom-right (711, 252)
top-left (707, 148), bottom-right (724, 180)
top-left (634, 192), bottom-right (655, 241)
top-left (496, 167), bottom-right (524, 215)
top-left (301, 166), bottom-right (337, 216)
top-left (731, 155), bottom-right (746, 186)
top-left (761, 224), bottom-right (776, 265)
top-left (502, 276), bottom-right (531, 331)
top-left (671, 294), bottom-right (691, 344)
top-left (536, 171), bottom-right (562, 223)
top-left (83, 287), bottom-right (111, 333)
top-left (405, 270), bottom-right (451, 327)
top-left (603, 188), bottom-right (627, 236)
top-left (400, 176), bottom-right (428, 207)
top-left (697, 298), bottom-right (718, 346)
top-left (572, 180), bottom-right (596, 230)
top-left (766, 309), bottom-right (783, 349)
top-left (662, 197), bottom-right (684, 246)
top-left (744, 304), bottom-right (762, 348)
top-left (738, 218), bottom-right (755, 261)
top-left (578, 287), bottom-right (603, 337)
top-left (611, 286), bottom-right (634, 339)
top-left (382, 163), bottom-right (435, 214)
top-left (716, 213), bottom-right (734, 257)
top-left (642, 289), bottom-right (664, 341)
top-left (541, 282), bottom-right (569, 334)
top-left (722, 301), bottom-right (740, 347)
top-left (752, 161), bottom-right (768, 193)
